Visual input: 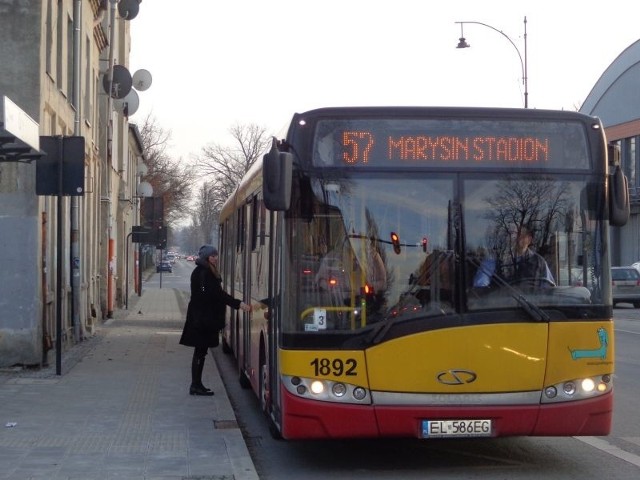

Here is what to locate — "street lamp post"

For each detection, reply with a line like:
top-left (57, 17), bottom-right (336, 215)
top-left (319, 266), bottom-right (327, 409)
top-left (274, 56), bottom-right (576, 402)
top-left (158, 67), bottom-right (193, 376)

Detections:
top-left (455, 17), bottom-right (528, 108)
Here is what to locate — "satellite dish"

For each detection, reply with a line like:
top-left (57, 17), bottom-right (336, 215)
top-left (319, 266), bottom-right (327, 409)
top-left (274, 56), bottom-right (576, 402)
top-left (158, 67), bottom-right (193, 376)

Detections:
top-left (118, 0), bottom-right (140, 20)
top-left (113, 89), bottom-right (139, 116)
top-left (102, 65), bottom-right (132, 99)
top-left (137, 162), bottom-right (148, 176)
top-left (137, 181), bottom-right (153, 198)
top-left (132, 69), bottom-right (152, 91)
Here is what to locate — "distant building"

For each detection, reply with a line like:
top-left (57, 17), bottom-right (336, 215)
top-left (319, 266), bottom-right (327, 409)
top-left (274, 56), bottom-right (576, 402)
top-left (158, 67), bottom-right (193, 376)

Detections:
top-left (581, 39), bottom-right (640, 266)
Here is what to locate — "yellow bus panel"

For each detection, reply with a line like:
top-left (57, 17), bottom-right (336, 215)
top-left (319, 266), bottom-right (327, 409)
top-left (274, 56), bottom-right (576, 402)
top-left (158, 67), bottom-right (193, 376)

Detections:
top-left (545, 322), bottom-right (614, 385)
top-left (366, 323), bottom-right (548, 393)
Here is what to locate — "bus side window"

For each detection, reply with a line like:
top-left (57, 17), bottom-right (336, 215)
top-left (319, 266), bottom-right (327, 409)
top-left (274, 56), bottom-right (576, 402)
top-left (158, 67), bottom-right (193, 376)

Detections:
top-left (251, 196), bottom-right (259, 251)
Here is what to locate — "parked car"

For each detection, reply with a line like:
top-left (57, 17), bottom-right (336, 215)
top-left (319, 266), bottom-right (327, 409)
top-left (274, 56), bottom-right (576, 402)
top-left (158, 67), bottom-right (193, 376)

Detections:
top-left (611, 266), bottom-right (640, 307)
top-left (156, 261), bottom-right (172, 273)
top-left (557, 267), bottom-right (584, 287)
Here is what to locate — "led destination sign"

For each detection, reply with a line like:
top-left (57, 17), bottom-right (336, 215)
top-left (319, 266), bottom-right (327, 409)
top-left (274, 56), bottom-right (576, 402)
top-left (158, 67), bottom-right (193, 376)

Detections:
top-left (312, 119), bottom-right (590, 169)
top-left (342, 131), bottom-right (549, 164)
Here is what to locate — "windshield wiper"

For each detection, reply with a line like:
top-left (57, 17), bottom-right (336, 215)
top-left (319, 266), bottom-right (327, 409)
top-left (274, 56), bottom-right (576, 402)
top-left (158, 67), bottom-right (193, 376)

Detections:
top-left (512, 293), bottom-right (550, 322)
top-left (367, 316), bottom-right (393, 345)
top-left (366, 304), bottom-right (453, 345)
top-left (470, 257), bottom-right (550, 322)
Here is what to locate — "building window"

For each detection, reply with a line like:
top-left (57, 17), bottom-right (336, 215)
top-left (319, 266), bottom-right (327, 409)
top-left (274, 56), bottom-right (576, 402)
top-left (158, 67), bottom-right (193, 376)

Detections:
top-left (67, 13), bottom-right (74, 103)
top-left (56, 0), bottom-right (64, 89)
top-left (46, 0), bottom-right (53, 75)
top-left (84, 34), bottom-right (92, 125)
top-left (93, 75), bottom-right (100, 148)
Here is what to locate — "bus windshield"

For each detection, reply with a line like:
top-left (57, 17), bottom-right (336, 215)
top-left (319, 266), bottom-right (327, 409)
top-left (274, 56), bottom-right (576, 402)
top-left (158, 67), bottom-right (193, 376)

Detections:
top-left (283, 172), bottom-right (606, 337)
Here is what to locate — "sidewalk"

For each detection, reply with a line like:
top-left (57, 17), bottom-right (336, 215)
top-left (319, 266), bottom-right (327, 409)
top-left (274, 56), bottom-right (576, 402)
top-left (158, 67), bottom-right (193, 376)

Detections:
top-left (0, 287), bottom-right (259, 480)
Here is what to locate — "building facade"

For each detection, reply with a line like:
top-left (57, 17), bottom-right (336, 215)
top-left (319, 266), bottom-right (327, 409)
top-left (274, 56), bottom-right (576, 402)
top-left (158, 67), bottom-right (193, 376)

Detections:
top-left (0, 0), bottom-right (146, 367)
top-left (580, 39), bottom-right (640, 266)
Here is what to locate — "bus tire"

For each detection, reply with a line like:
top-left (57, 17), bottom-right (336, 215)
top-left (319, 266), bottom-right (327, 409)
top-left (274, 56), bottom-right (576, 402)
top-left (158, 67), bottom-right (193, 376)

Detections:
top-left (260, 363), bottom-right (269, 413)
top-left (222, 336), bottom-right (232, 354)
top-left (239, 368), bottom-right (252, 389)
top-left (268, 419), bottom-right (283, 440)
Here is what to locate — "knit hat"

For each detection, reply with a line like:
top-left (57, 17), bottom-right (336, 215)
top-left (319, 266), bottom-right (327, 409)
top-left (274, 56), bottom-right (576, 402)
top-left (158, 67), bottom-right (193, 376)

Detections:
top-left (198, 244), bottom-right (218, 261)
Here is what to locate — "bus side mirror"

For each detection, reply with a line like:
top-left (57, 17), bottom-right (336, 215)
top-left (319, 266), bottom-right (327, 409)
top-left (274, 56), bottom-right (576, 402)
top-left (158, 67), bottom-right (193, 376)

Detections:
top-left (263, 141), bottom-right (293, 211)
top-left (609, 165), bottom-right (630, 226)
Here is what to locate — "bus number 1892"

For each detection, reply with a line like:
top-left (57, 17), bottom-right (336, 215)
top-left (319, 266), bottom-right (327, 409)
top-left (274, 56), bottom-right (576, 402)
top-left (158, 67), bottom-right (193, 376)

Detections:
top-left (310, 358), bottom-right (358, 377)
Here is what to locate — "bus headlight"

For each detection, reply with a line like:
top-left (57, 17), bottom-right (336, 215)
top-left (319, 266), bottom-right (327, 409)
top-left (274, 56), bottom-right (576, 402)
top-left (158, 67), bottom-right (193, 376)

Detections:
top-left (332, 383), bottom-right (347, 397)
top-left (353, 387), bottom-right (367, 400)
top-left (581, 378), bottom-right (595, 393)
top-left (310, 380), bottom-right (324, 394)
top-left (542, 374), bottom-right (612, 403)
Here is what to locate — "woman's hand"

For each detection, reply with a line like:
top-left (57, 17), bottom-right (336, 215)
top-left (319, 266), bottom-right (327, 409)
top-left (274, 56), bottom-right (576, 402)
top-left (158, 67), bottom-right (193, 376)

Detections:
top-left (240, 302), bottom-right (252, 313)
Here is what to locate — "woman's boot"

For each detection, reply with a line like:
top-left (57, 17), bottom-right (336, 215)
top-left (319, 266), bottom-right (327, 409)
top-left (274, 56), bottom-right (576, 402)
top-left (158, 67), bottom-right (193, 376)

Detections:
top-left (190, 355), bottom-right (213, 396)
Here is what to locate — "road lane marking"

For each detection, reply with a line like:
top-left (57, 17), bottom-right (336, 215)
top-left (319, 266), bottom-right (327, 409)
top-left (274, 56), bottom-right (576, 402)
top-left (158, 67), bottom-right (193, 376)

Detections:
top-left (615, 328), bottom-right (640, 335)
top-left (575, 436), bottom-right (640, 467)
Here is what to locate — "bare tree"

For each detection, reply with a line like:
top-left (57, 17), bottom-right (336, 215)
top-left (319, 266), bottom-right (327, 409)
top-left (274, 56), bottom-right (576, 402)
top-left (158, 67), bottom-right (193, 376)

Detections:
top-left (138, 113), bottom-right (195, 226)
top-left (171, 224), bottom-right (201, 256)
top-left (483, 174), bottom-right (571, 258)
top-left (195, 123), bottom-right (271, 216)
top-left (190, 181), bottom-right (219, 244)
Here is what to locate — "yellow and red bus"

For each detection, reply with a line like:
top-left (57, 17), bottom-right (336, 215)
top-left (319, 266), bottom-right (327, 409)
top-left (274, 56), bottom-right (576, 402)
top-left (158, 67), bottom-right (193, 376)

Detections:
top-left (218, 107), bottom-right (629, 440)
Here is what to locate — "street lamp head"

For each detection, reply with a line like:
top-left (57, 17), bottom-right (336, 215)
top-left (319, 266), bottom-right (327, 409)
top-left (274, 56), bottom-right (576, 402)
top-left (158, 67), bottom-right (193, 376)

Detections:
top-left (454, 18), bottom-right (529, 108)
top-left (457, 37), bottom-right (470, 49)
top-left (455, 22), bottom-right (469, 49)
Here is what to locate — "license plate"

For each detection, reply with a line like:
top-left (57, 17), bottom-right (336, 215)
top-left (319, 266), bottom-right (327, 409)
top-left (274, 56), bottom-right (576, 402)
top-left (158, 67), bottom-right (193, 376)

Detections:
top-left (421, 419), bottom-right (492, 438)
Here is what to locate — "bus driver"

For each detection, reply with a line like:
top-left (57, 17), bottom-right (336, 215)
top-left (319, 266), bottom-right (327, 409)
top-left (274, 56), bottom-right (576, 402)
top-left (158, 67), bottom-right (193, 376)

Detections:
top-left (473, 226), bottom-right (555, 288)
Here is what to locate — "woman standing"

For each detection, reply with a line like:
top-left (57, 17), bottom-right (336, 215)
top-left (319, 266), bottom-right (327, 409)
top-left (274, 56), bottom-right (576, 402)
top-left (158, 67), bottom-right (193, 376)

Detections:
top-left (180, 245), bottom-right (251, 395)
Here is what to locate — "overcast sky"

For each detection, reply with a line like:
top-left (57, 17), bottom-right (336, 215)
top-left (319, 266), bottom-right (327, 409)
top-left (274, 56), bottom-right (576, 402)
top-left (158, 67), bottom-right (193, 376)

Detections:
top-left (128, 0), bottom-right (640, 161)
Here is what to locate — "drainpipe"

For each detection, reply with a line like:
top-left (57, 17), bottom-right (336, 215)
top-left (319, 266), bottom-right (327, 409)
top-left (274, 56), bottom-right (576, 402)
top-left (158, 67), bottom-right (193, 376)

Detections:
top-left (104, 0), bottom-right (117, 317)
top-left (71, 0), bottom-right (82, 342)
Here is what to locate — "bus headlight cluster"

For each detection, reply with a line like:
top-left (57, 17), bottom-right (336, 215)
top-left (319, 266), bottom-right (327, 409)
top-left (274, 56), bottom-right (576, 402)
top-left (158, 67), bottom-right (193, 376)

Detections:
top-left (284, 375), bottom-right (371, 404)
top-left (542, 374), bottom-right (612, 403)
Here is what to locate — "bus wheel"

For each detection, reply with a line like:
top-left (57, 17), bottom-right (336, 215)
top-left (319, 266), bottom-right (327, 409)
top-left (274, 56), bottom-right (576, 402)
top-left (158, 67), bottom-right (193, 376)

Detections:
top-left (269, 420), bottom-right (283, 440)
top-left (239, 368), bottom-right (251, 389)
top-left (260, 363), bottom-right (269, 413)
top-left (221, 336), bottom-right (232, 354)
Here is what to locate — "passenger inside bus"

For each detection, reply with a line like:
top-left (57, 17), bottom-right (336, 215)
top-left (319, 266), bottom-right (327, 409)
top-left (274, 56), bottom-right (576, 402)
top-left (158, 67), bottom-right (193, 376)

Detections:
top-left (313, 235), bottom-right (388, 324)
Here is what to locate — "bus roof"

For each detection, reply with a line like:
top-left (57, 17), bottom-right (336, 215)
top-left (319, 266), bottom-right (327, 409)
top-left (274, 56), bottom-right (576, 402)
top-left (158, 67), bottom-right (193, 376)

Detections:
top-left (290, 106), bottom-right (600, 123)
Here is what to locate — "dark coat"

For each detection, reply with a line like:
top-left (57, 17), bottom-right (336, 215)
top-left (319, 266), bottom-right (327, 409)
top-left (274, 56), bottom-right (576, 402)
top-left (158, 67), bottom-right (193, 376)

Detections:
top-left (179, 263), bottom-right (241, 348)
top-left (508, 249), bottom-right (554, 285)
